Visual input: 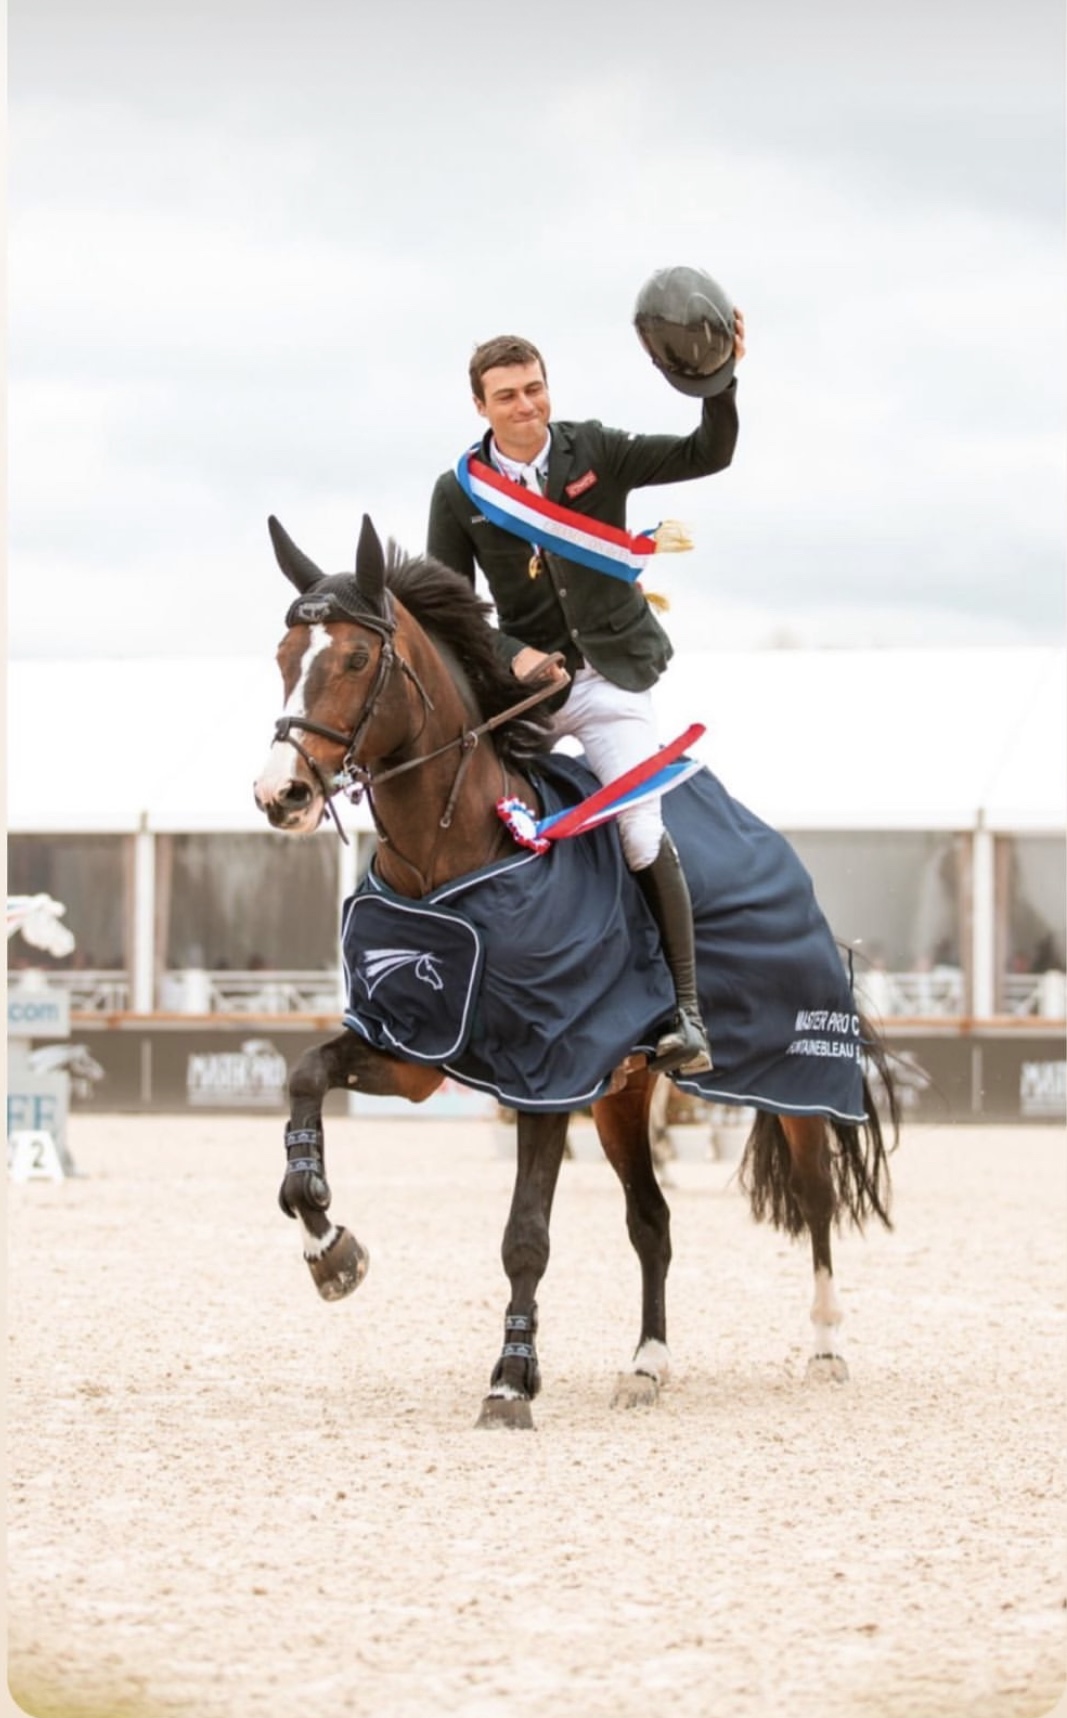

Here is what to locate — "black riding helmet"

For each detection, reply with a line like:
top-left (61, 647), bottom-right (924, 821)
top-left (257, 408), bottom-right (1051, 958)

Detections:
top-left (633, 265), bottom-right (736, 398)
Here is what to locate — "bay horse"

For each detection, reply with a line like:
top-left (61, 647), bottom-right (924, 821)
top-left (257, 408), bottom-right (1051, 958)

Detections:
top-left (254, 514), bottom-right (898, 1428)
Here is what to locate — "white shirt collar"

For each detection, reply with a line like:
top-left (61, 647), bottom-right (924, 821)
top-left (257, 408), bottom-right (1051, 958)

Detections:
top-left (490, 431), bottom-right (551, 489)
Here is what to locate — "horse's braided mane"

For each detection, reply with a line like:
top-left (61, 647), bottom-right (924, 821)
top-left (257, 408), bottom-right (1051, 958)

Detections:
top-left (383, 543), bottom-right (556, 765)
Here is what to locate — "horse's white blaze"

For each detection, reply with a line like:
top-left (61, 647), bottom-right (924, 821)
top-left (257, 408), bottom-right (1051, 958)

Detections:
top-left (631, 1338), bottom-right (671, 1384)
top-left (810, 1265), bottom-right (844, 1354)
top-left (255, 625), bottom-right (334, 804)
top-left (299, 1217), bottom-right (339, 1259)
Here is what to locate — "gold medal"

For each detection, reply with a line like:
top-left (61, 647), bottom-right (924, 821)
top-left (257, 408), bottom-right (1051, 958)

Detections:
top-left (528, 551), bottom-right (542, 579)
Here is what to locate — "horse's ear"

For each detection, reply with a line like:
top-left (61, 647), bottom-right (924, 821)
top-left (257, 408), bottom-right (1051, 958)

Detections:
top-left (268, 515), bottom-right (325, 593)
top-left (355, 513), bottom-right (386, 610)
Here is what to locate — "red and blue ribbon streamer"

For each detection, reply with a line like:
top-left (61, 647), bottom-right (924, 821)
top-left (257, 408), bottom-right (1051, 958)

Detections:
top-left (498, 724), bottom-right (707, 854)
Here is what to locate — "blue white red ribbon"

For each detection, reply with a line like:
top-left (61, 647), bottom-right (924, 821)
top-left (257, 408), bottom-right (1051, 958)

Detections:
top-left (456, 449), bottom-right (671, 584)
top-left (497, 724), bottom-right (706, 855)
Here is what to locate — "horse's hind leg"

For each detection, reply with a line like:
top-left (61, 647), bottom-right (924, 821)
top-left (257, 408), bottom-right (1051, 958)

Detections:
top-left (742, 1098), bottom-right (895, 1384)
top-left (593, 1067), bottom-right (672, 1410)
top-left (281, 1030), bottom-right (442, 1302)
top-left (777, 1114), bottom-right (850, 1382)
top-left (476, 1110), bottom-right (569, 1432)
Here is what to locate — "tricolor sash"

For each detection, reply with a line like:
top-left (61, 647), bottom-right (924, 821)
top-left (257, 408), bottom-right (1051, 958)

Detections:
top-left (455, 448), bottom-right (692, 585)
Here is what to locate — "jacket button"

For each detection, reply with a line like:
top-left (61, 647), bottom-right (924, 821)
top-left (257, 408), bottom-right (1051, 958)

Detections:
top-left (571, 628), bottom-right (580, 640)
top-left (558, 587), bottom-right (567, 597)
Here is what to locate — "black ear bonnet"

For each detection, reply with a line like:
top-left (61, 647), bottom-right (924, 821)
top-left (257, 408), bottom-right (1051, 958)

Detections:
top-left (269, 512), bottom-right (396, 636)
top-left (283, 575), bottom-right (396, 635)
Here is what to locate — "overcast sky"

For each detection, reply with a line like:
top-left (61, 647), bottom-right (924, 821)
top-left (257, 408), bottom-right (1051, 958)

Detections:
top-left (8, 0), bottom-right (1065, 661)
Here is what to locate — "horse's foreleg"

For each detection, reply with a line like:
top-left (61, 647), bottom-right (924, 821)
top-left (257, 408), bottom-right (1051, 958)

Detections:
top-left (281, 1031), bottom-right (442, 1302)
top-left (778, 1114), bottom-right (849, 1382)
top-left (476, 1110), bottom-right (569, 1431)
top-left (593, 1068), bottom-right (672, 1410)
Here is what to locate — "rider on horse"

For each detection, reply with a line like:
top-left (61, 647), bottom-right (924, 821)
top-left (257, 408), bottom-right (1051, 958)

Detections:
top-left (426, 267), bottom-right (745, 1076)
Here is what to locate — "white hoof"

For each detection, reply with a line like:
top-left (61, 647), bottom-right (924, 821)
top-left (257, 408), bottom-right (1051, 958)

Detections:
top-left (805, 1353), bottom-right (850, 1384)
top-left (610, 1371), bottom-right (659, 1411)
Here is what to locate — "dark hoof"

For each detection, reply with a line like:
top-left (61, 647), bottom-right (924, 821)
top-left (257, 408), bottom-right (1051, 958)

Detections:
top-left (610, 1371), bottom-right (660, 1411)
top-left (475, 1396), bottom-right (536, 1430)
top-left (806, 1353), bottom-right (850, 1384)
top-left (306, 1227), bottom-right (369, 1301)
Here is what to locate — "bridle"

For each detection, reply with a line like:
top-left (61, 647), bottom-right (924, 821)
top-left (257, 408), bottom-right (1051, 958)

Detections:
top-left (271, 598), bottom-right (563, 865)
top-left (272, 598), bottom-right (417, 843)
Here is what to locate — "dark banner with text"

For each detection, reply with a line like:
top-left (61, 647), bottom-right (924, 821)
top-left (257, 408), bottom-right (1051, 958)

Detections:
top-left (37, 1023), bottom-right (1067, 1123)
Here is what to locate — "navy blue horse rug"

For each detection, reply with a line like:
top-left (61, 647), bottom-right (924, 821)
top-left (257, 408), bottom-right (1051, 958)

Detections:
top-left (341, 754), bottom-right (867, 1120)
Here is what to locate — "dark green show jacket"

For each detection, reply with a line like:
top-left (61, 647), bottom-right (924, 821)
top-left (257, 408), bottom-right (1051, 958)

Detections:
top-left (426, 382), bottom-right (739, 699)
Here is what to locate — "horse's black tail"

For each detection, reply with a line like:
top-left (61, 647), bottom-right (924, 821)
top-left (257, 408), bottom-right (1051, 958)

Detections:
top-left (738, 1013), bottom-right (900, 1236)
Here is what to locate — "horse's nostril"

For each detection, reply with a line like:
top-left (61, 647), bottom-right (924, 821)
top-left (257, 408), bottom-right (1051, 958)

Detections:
top-left (281, 780), bottom-right (313, 808)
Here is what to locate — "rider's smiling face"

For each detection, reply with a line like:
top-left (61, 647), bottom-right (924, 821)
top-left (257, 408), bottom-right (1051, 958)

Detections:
top-left (474, 360), bottom-right (552, 463)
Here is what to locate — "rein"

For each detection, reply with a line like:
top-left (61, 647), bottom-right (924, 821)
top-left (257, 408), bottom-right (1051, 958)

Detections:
top-left (272, 613), bottom-right (564, 852)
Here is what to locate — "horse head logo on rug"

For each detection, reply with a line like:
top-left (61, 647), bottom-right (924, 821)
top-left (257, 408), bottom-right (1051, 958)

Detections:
top-left (358, 948), bottom-right (444, 997)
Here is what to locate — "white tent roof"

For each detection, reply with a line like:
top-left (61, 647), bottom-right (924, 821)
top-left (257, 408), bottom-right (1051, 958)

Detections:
top-left (653, 645), bottom-right (1066, 832)
top-left (7, 646), bottom-right (1065, 835)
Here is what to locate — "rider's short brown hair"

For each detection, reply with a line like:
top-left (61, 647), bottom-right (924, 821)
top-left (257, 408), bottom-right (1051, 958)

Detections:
top-left (469, 336), bottom-right (547, 402)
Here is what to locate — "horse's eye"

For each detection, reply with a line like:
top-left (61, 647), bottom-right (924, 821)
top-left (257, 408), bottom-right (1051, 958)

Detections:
top-left (346, 647), bottom-right (371, 673)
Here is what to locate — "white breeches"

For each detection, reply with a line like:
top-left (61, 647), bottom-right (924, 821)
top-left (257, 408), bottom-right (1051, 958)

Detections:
top-left (548, 667), bottom-right (663, 870)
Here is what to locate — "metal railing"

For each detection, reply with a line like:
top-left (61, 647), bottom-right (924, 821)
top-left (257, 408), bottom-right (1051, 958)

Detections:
top-left (854, 967), bottom-right (1066, 1019)
top-left (6, 970), bottom-right (132, 1011)
top-left (854, 968), bottom-right (965, 1018)
top-left (7, 968), bottom-right (341, 1015)
top-left (203, 971), bottom-right (343, 1014)
top-left (10, 965), bottom-right (1064, 1020)
top-left (1002, 971), bottom-right (1067, 1018)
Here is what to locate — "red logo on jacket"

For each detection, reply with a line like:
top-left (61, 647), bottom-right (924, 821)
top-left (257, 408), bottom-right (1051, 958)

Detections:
top-left (565, 469), bottom-right (598, 499)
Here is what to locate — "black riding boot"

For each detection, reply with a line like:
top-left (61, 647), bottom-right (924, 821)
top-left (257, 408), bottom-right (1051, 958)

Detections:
top-left (635, 833), bottom-right (713, 1075)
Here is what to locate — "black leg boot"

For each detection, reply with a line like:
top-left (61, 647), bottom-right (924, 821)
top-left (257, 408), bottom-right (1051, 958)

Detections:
top-left (635, 833), bottom-right (713, 1075)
